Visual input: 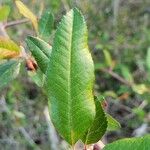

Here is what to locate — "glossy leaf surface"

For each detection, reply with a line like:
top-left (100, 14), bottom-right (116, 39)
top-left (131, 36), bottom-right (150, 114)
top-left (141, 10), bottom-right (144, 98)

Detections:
top-left (46, 8), bottom-right (95, 144)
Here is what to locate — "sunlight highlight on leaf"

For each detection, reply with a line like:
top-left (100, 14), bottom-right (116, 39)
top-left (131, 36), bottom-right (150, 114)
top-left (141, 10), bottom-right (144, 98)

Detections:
top-left (0, 37), bottom-right (20, 59)
top-left (15, 0), bottom-right (38, 31)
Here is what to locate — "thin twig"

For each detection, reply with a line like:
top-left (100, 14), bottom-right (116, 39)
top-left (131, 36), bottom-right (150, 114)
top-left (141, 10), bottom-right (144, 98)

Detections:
top-left (0, 23), bottom-right (9, 37)
top-left (100, 68), bottom-right (133, 87)
top-left (4, 18), bottom-right (30, 28)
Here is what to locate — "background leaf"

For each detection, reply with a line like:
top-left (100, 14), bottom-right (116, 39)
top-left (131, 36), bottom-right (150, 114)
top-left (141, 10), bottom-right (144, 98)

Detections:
top-left (82, 97), bottom-right (107, 144)
top-left (26, 36), bottom-right (52, 73)
top-left (28, 69), bottom-right (46, 87)
top-left (120, 65), bottom-right (134, 83)
top-left (132, 84), bottom-right (149, 95)
top-left (46, 8), bottom-right (95, 144)
top-left (15, 0), bottom-right (38, 31)
top-left (103, 134), bottom-right (150, 150)
top-left (146, 47), bottom-right (150, 71)
top-left (0, 60), bottom-right (21, 89)
top-left (103, 49), bottom-right (113, 68)
top-left (106, 113), bottom-right (121, 131)
top-left (38, 9), bottom-right (54, 42)
top-left (0, 37), bottom-right (20, 59)
top-left (0, 5), bottom-right (10, 21)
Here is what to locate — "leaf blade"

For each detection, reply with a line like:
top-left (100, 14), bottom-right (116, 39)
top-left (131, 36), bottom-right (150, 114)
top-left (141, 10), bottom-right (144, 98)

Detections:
top-left (46, 8), bottom-right (95, 144)
top-left (0, 5), bottom-right (10, 21)
top-left (38, 10), bottom-right (54, 41)
top-left (15, 0), bottom-right (38, 31)
top-left (0, 37), bottom-right (20, 59)
top-left (103, 49), bottom-right (113, 68)
top-left (103, 134), bottom-right (150, 150)
top-left (106, 113), bottom-right (121, 131)
top-left (26, 36), bottom-right (52, 73)
top-left (0, 60), bottom-right (20, 89)
top-left (82, 97), bottom-right (107, 144)
top-left (28, 69), bottom-right (46, 87)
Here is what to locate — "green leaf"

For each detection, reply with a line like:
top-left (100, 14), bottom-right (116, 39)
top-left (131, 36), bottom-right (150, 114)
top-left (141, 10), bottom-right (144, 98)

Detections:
top-left (82, 97), bottom-right (107, 144)
top-left (0, 37), bottom-right (20, 59)
top-left (120, 65), bottom-right (133, 83)
top-left (15, 0), bottom-right (38, 31)
top-left (132, 108), bottom-right (145, 120)
top-left (38, 9), bottom-right (54, 41)
top-left (132, 84), bottom-right (148, 95)
top-left (146, 47), bottom-right (150, 71)
top-left (103, 49), bottom-right (113, 68)
top-left (103, 91), bottom-right (117, 98)
top-left (28, 69), bottom-right (46, 87)
top-left (106, 113), bottom-right (121, 131)
top-left (103, 134), bottom-right (150, 150)
top-left (94, 63), bottom-right (105, 70)
top-left (0, 60), bottom-right (20, 89)
top-left (0, 5), bottom-right (10, 21)
top-left (26, 36), bottom-right (52, 73)
top-left (46, 8), bottom-right (95, 145)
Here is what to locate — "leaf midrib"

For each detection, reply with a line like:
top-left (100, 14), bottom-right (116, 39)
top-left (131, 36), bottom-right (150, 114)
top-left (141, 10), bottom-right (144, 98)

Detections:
top-left (68, 10), bottom-right (73, 144)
